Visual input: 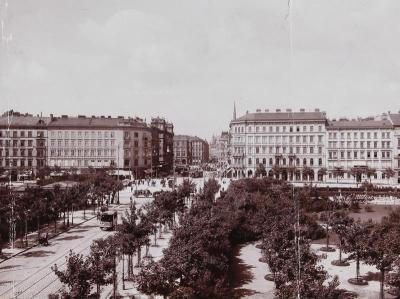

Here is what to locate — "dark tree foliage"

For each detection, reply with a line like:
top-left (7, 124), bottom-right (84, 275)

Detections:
top-left (136, 178), bottom-right (340, 299)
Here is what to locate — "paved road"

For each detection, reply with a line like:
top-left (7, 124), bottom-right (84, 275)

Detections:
top-left (0, 178), bottom-right (223, 299)
top-left (0, 213), bottom-right (117, 299)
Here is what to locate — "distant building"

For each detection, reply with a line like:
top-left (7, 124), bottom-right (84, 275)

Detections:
top-left (190, 136), bottom-right (209, 165)
top-left (388, 113), bottom-right (400, 184)
top-left (230, 109), bottom-right (327, 180)
top-left (0, 111), bottom-right (49, 179)
top-left (0, 111), bottom-right (174, 180)
top-left (229, 107), bottom-right (400, 184)
top-left (173, 135), bottom-right (192, 168)
top-left (210, 131), bottom-right (230, 164)
top-left (151, 117), bottom-right (174, 176)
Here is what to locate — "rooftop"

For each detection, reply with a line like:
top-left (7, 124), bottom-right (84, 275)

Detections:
top-left (327, 119), bottom-right (393, 130)
top-left (0, 115), bottom-right (50, 128)
top-left (389, 113), bottom-right (400, 127)
top-left (232, 111), bottom-right (327, 123)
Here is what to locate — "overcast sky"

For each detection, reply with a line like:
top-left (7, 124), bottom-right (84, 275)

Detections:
top-left (1, 0), bottom-right (400, 139)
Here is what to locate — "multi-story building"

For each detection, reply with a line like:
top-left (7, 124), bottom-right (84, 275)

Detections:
top-left (190, 136), bottom-right (209, 165)
top-left (230, 108), bottom-right (327, 180)
top-left (173, 135), bottom-right (192, 168)
top-left (150, 117), bottom-right (174, 176)
top-left (390, 113), bottom-right (400, 183)
top-left (0, 111), bottom-right (49, 180)
top-left (326, 118), bottom-right (394, 183)
top-left (47, 115), bottom-right (155, 177)
top-left (47, 115), bottom-right (124, 169)
top-left (0, 111), bottom-right (174, 180)
top-left (210, 131), bottom-right (230, 164)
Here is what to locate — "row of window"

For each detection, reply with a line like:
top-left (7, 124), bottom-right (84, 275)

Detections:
top-left (247, 157), bottom-right (323, 167)
top-left (233, 125), bottom-right (324, 134)
top-left (0, 159), bottom-right (41, 167)
top-left (51, 131), bottom-right (116, 138)
top-left (50, 139), bottom-right (116, 147)
top-left (328, 131), bottom-right (391, 140)
top-left (328, 141), bottom-right (391, 149)
top-left (235, 146), bottom-right (324, 155)
top-left (50, 149), bottom-right (117, 157)
top-left (0, 149), bottom-right (40, 157)
top-left (246, 135), bottom-right (324, 144)
top-left (0, 140), bottom-right (36, 147)
top-left (328, 151), bottom-right (391, 159)
top-left (0, 131), bottom-right (44, 138)
top-left (50, 159), bottom-right (116, 167)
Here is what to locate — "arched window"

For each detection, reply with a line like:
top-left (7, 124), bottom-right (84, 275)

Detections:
top-left (269, 158), bottom-right (273, 165)
top-left (275, 158), bottom-right (280, 165)
top-left (318, 158), bottom-right (322, 166)
top-left (310, 158), bottom-right (314, 166)
top-left (296, 158), bottom-right (300, 166)
top-left (262, 158), bottom-right (266, 165)
top-left (283, 158), bottom-right (286, 165)
top-left (303, 158), bottom-right (307, 166)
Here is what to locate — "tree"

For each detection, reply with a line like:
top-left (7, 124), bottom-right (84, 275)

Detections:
top-left (302, 166), bottom-right (314, 181)
top-left (383, 167), bottom-right (395, 185)
top-left (366, 167), bottom-right (377, 183)
top-left (350, 167), bottom-right (363, 187)
top-left (87, 237), bottom-right (115, 297)
top-left (342, 220), bottom-right (373, 284)
top-left (331, 211), bottom-right (353, 266)
top-left (332, 167), bottom-right (345, 183)
top-left (364, 221), bottom-right (400, 299)
top-left (52, 250), bottom-right (93, 299)
top-left (272, 165), bottom-right (282, 179)
top-left (255, 163), bottom-right (267, 178)
top-left (318, 167), bottom-right (327, 182)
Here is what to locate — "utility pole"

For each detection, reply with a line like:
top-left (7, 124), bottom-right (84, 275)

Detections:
top-left (117, 143), bottom-right (120, 204)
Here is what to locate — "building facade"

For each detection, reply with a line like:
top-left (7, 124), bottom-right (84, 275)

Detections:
top-left (190, 136), bottom-right (209, 165)
top-left (0, 111), bottom-right (174, 180)
top-left (230, 109), bottom-right (327, 180)
top-left (173, 135), bottom-right (192, 168)
top-left (0, 111), bottom-right (49, 179)
top-left (390, 113), bottom-right (400, 184)
top-left (47, 115), bottom-right (125, 169)
top-left (230, 108), bottom-right (400, 185)
top-left (151, 117), bottom-right (174, 176)
top-left (210, 131), bottom-right (230, 164)
top-left (326, 119), bottom-right (394, 183)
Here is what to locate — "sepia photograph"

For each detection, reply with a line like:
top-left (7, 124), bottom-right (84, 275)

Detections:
top-left (1, 0), bottom-right (400, 298)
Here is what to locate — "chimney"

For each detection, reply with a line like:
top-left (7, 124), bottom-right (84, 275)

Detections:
top-left (300, 108), bottom-right (305, 112)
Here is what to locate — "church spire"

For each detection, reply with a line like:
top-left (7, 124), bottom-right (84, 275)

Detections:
top-left (233, 101), bottom-right (237, 120)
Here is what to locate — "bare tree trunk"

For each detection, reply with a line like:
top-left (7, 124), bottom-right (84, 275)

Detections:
top-left (37, 217), bottom-right (40, 241)
top-left (136, 246), bottom-right (141, 267)
top-left (380, 269), bottom-right (385, 299)
top-left (356, 255), bottom-right (360, 281)
top-left (25, 218), bottom-right (28, 247)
